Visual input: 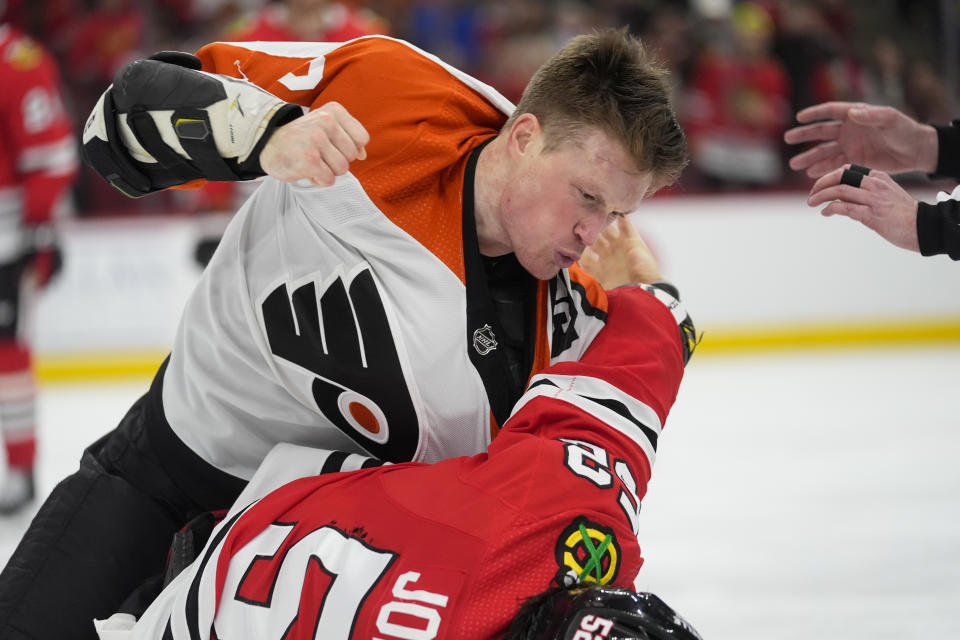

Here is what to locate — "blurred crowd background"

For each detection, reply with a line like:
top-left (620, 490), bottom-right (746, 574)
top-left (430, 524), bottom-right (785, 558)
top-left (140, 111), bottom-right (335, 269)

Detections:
top-left (4, 0), bottom-right (959, 217)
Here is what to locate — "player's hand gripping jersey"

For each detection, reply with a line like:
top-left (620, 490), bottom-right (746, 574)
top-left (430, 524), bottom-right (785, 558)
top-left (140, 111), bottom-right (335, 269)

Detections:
top-left (127, 37), bottom-right (635, 477)
top-left (100, 284), bottom-right (686, 640)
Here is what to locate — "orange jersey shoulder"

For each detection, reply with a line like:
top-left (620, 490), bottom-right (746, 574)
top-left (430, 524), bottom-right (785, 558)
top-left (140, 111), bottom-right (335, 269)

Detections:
top-left (196, 37), bottom-right (510, 281)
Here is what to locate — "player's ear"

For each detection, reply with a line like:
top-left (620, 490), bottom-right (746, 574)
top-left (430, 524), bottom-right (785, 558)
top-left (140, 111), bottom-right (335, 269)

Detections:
top-left (507, 113), bottom-right (542, 158)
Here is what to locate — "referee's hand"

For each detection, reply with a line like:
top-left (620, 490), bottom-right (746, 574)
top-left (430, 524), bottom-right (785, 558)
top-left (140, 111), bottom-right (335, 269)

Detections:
top-left (806, 164), bottom-right (920, 252)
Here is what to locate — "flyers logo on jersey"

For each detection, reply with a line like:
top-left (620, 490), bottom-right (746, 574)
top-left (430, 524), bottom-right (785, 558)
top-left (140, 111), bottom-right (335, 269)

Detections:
top-left (6, 37), bottom-right (43, 72)
top-left (554, 517), bottom-right (621, 587)
top-left (262, 267), bottom-right (420, 461)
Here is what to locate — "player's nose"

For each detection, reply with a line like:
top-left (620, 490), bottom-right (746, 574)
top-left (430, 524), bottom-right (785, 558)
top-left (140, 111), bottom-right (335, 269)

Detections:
top-left (575, 214), bottom-right (607, 247)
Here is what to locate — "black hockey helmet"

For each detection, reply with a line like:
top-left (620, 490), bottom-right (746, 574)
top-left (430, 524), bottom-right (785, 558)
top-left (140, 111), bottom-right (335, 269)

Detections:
top-left (506, 585), bottom-right (703, 640)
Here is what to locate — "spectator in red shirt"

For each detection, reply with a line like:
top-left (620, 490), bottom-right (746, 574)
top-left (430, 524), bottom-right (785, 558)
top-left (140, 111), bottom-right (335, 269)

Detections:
top-left (682, 1), bottom-right (792, 187)
top-left (67, 0), bottom-right (144, 104)
top-left (225, 0), bottom-right (386, 43)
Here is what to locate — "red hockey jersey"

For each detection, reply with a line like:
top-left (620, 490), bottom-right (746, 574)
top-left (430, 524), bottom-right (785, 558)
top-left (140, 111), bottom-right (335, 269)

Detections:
top-left (119, 284), bottom-right (685, 640)
top-left (0, 24), bottom-right (76, 237)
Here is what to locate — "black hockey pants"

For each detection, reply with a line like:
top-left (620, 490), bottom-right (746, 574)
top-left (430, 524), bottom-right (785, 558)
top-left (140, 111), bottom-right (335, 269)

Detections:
top-left (0, 360), bottom-right (246, 640)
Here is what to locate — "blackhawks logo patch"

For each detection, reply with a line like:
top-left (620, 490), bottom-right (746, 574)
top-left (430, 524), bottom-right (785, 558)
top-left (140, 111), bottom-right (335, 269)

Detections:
top-left (554, 516), bottom-right (621, 587)
top-left (6, 37), bottom-right (43, 71)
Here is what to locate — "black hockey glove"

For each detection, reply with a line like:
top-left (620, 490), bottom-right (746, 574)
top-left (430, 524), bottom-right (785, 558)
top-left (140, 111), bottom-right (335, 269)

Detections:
top-left (116, 509), bottom-right (226, 618)
top-left (81, 51), bottom-right (304, 198)
top-left (23, 224), bottom-right (62, 289)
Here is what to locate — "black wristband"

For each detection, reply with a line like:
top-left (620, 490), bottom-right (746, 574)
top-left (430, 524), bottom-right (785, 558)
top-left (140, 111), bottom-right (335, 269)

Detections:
top-left (917, 199), bottom-right (960, 259)
top-left (932, 121), bottom-right (960, 180)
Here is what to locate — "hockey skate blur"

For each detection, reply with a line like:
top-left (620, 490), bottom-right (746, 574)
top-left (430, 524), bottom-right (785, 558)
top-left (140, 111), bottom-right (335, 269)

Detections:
top-left (0, 467), bottom-right (34, 515)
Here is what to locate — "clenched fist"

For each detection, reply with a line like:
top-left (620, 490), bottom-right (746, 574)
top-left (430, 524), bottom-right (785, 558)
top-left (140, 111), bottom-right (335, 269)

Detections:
top-left (260, 101), bottom-right (370, 186)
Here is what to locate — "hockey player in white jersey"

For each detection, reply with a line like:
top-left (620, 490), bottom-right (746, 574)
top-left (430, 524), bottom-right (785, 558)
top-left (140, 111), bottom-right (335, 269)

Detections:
top-left (0, 30), bottom-right (693, 639)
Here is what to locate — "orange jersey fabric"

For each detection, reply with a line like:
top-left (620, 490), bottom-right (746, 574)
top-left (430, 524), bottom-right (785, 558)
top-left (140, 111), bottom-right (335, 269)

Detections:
top-left (196, 37), bottom-right (508, 282)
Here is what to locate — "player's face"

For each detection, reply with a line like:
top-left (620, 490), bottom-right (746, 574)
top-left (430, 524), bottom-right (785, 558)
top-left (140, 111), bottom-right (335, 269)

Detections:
top-left (499, 122), bottom-right (652, 280)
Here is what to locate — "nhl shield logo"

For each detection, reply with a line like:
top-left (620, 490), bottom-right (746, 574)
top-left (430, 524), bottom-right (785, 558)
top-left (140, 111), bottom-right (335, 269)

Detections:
top-left (472, 324), bottom-right (498, 355)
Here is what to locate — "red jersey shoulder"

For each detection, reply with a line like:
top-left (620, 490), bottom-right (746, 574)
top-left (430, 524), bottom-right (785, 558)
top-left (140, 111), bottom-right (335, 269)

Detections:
top-left (210, 468), bottom-right (481, 640)
top-left (453, 435), bottom-right (645, 637)
top-left (0, 26), bottom-right (65, 107)
top-left (0, 27), bottom-right (42, 70)
top-left (0, 27), bottom-right (72, 149)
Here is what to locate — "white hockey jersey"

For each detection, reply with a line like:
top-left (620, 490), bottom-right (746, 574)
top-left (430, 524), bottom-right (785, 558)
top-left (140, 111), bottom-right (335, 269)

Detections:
top-left (161, 37), bottom-right (616, 479)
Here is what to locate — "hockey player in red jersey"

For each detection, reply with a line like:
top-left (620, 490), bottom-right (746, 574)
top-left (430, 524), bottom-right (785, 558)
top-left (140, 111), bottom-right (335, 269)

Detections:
top-left (2, 30), bottom-right (693, 639)
top-left (93, 281), bottom-right (698, 640)
top-left (0, 7), bottom-right (78, 514)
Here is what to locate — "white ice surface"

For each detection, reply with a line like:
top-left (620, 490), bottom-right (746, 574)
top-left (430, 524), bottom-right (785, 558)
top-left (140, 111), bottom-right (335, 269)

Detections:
top-left (1, 347), bottom-right (959, 639)
top-left (635, 347), bottom-right (960, 639)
